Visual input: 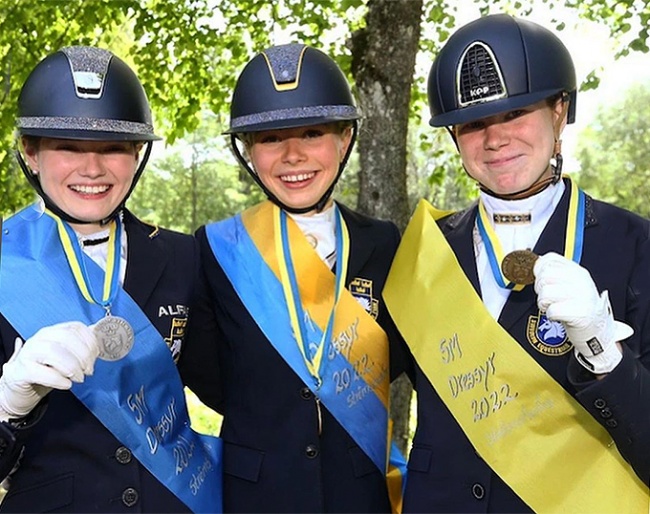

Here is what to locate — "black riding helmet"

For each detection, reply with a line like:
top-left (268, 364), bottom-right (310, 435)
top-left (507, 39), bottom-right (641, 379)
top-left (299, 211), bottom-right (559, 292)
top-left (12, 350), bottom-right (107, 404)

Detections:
top-left (227, 43), bottom-right (360, 214)
top-left (16, 46), bottom-right (161, 225)
top-left (427, 14), bottom-right (577, 128)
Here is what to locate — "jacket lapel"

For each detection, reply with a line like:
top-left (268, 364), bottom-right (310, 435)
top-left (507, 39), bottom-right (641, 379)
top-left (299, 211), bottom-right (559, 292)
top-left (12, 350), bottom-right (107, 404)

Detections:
top-left (337, 203), bottom-right (376, 284)
top-left (122, 210), bottom-right (168, 307)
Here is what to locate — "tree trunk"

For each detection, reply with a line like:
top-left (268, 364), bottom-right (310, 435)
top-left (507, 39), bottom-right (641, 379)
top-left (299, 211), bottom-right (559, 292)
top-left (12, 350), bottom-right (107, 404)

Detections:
top-left (350, 0), bottom-right (424, 454)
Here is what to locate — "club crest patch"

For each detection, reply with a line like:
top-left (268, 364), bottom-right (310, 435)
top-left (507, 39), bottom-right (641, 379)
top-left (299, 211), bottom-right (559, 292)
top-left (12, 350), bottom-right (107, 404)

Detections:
top-left (165, 317), bottom-right (187, 363)
top-left (526, 311), bottom-right (572, 356)
top-left (349, 277), bottom-right (379, 319)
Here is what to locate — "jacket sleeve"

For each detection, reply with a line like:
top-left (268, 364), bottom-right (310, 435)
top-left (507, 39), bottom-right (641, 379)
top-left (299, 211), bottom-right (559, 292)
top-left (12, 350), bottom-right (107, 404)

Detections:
top-left (382, 221), bottom-right (416, 385)
top-left (177, 227), bottom-right (225, 414)
top-left (568, 231), bottom-right (650, 485)
top-left (0, 318), bottom-right (49, 480)
top-left (569, 346), bottom-right (650, 485)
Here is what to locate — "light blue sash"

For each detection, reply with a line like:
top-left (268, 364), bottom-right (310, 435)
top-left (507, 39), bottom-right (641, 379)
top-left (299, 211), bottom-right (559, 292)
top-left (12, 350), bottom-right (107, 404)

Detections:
top-left (0, 205), bottom-right (222, 513)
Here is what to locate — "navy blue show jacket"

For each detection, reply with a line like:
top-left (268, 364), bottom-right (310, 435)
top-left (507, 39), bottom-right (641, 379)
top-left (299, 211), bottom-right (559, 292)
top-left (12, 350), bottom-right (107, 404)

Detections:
top-left (179, 203), bottom-right (408, 513)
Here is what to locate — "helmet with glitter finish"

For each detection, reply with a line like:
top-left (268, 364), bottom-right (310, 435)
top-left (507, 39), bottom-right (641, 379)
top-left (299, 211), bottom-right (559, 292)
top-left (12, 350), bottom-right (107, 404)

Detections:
top-left (17, 46), bottom-right (160, 141)
top-left (226, 43), bottom-right (360, 134)
top-left (15, 46), bottom-right (159, 226)
top-left (427, 14), bottom-right (577, 127)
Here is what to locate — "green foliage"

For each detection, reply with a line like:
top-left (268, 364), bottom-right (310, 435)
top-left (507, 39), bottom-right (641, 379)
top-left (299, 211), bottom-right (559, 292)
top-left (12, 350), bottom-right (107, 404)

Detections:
top-left (129, 112), bottom-right (264, 233)
top-left (564, 0), bottom-right (650, 58)
top-left (575, 82), bottom-right (650, 217)
top-left (186, 388), bottom-right (222, 436)
top-left (408, 120), bottom-right (477, 213)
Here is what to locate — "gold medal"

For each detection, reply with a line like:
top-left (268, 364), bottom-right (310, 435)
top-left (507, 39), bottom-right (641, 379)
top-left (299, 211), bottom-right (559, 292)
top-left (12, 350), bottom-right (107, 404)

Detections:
top-left (94, 315), bottom-right (134, 361)
top-left (501, 250), bottom-right (539, 286)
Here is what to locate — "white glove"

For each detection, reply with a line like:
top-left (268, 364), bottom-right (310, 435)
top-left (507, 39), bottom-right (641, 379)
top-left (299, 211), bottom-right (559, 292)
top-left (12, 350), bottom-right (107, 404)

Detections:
top-left (0, 322), bottom-right (100, 421)
top-left (534, 252), bottom-right (631, 374)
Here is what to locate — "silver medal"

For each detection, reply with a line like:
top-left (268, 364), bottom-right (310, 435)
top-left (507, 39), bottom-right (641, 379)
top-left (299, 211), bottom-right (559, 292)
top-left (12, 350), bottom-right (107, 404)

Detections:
top-left (94, 315), bottom-right (134, 361)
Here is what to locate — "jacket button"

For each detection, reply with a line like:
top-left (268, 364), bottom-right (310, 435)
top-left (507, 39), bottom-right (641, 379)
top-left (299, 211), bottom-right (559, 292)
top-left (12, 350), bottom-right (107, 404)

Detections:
top-left (300, 387), bottom-right (313, 400)
top-left (605, 419), bottom-right (618, 428)
top-left (305, 444), bottom-right (319, 458)
top-left (115, 446), bottom-right (132, 464)
top-left (600, 407), bottom-right (612, 419)
top-left (121, 487), bottom-right (139, 507)
top-left (472, 483), bottom-right (485, 500)
top-left (594, 398), bottom-right (607, 409)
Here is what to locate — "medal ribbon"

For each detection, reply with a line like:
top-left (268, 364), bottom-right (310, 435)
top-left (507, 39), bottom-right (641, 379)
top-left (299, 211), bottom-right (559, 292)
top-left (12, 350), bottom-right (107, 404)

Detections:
top-left (205, 201), bottom-right (407, 513)
top-left (476, 176), bottom-right (585, 290)
top-left (275, 205), bottom-right (349, 385)
top-left (0, 204), bottom-right (223, 512)
top-left (384, 199), bottom-right (648, 513)
top-left (45, 209), bottom-right (121, 312)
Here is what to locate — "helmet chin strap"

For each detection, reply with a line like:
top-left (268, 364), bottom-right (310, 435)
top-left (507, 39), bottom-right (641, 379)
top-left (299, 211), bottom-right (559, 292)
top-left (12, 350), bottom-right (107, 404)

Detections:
top-left (477, 98), bottom-right (569, 201)
top-left (15, 141), bottom-right (152, 226)
top-left (230, 123), bottom-right (358, 215)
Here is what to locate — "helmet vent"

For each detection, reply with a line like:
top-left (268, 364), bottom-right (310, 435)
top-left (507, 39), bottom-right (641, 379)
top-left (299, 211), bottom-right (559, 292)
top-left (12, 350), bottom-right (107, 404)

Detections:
top-left (457, 42), bottom-right (507, 108)
top-left (61, 47), bottom-right (112, 99)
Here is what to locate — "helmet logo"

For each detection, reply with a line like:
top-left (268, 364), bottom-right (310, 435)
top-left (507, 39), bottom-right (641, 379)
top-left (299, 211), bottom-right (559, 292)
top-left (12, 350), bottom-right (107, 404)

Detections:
top-left (73, 71), bottom-right (104, 99)
top-left (61, 47), bottom-right (112, 100)
top-left (456, 41), bottom-right (507, 108)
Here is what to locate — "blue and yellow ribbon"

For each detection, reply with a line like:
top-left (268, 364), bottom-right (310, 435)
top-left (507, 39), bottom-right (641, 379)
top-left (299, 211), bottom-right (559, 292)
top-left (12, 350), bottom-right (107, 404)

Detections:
top-left (476, 176), bottom-right (585, 291)
top-left (275, 207), bottom-right (349, 386)
top-left (45, 210), bottom-right (121, 313)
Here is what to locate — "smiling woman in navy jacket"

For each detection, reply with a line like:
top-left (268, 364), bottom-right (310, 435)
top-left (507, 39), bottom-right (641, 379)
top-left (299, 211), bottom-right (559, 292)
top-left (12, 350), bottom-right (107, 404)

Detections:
top-left (0, 46), bottom-right (221, 513)
top-left (384, 13), bottom-right (650, 514)
top-left (180, 43), bottom-right (407, 513)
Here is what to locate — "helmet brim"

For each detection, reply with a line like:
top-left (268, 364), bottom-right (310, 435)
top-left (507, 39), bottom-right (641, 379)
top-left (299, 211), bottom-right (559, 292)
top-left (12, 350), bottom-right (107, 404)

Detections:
top-left (18, 127), bottom-right (162, 142)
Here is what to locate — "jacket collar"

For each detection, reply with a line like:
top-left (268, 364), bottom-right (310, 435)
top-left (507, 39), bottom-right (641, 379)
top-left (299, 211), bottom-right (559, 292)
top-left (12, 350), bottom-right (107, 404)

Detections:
top-left (336, 202), bottom-right (376, 283)
top-left (121, 209), bottom-right (168, 307)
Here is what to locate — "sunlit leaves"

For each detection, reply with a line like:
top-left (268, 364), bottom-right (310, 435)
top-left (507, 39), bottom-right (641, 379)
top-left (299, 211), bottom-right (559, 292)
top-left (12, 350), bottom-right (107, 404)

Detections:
top-left (576, 82), bottom-right (650, 216)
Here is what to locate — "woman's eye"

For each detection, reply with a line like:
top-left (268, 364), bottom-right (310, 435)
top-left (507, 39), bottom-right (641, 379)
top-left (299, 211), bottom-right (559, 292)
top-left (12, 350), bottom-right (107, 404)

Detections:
top-left (304, 129), bottom-right (323, 139)
top-left (103, 145), bottom-right (130, 154)
top-left (55, 145), bottom-right (79, 152)
top-left (505, 109), bottom-right (526, 120)
top-left (457, 121), bottom-right (484, 133)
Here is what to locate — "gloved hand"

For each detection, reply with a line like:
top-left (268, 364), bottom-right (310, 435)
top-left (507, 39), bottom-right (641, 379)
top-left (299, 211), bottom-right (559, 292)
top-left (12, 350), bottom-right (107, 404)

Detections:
top-left (534, 252), bottom-right (632, 374)
top-left (0, 322), bottom-right (100, 421)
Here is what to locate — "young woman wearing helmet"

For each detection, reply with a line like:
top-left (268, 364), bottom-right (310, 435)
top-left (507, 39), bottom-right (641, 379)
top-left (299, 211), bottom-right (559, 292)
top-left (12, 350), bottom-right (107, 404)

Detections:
top-left (0, 47), bottom-right (221, 512)
top-left (384, 14), bottom-right (650, 513)
top-left (179, 43), bottom-right (407, 513)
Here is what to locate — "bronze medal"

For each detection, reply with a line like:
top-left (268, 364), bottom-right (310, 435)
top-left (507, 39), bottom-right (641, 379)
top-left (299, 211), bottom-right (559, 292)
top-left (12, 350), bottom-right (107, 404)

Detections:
top-left (94, 315), bottom-right (134, 361)
top-left (501, 249), bottom-right (539, 285)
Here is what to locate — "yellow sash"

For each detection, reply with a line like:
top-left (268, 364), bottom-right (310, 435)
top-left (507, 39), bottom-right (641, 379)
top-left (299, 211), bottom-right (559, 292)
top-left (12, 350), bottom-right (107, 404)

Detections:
top-left (241, 201), bottom-right (404, 512)
top-left (384, 199), bottom-right (649, 513)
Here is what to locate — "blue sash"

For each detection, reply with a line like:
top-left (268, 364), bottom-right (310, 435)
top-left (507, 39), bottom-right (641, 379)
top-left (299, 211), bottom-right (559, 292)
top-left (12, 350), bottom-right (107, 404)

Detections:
top-left (0, 205), bottom-right (222, 513)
